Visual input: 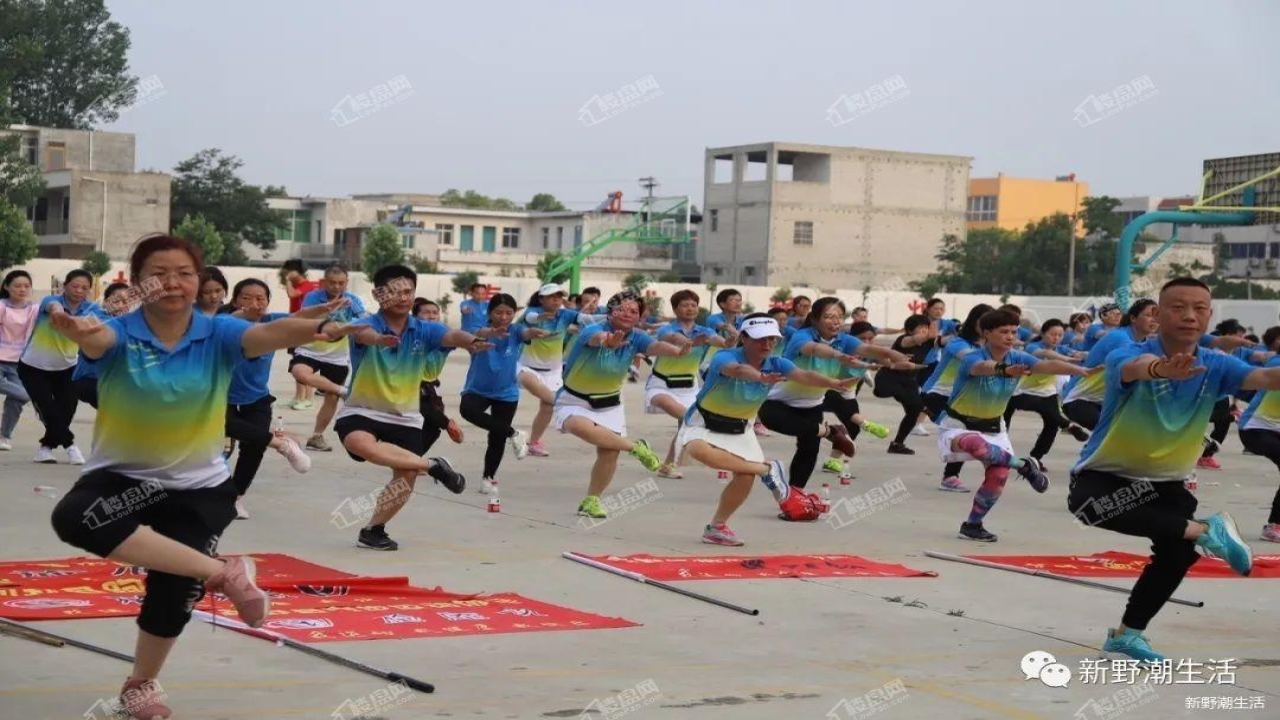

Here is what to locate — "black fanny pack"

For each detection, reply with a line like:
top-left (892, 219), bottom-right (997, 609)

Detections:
top-left (566, 385), bottom-right (621, 410)
top-left (697, 404), bottom-right (749, 435)
top-left (945, 405), bottom-right (1002, 434)
top-left (653, 369), bottom-right (695, 389)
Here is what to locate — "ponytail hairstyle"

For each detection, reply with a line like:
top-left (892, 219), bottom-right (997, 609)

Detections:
top-left (801, 296), bottom-right (845, 330)
top-left (958, 303), bottom-right (994, 344)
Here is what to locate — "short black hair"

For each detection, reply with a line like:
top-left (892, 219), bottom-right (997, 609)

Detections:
top-left (903, 313), bottom-right (930, 333)
top-left (1263, 326), bottom-right (1280, 349)
top-left (978, 308), bottom-right (1021, 332)
top-left (715, 288), bottom-right (741, 307)
top-left (852, 306), bottom-right (868, 315)
top-left (925, 298), bottom-right (945, 310)
top-left (1120, 299), bottom-right (1157, 326)
top-left (1160, 277), bottom-right (1211, 296)
top-left (581, 286), bottom-right (601, 297)
top-left (848, 321), bottom-right (875, 336)
top-left (469, 282), bottom-right (486, 292)
top-left (373, 264), bottom-right (417, 289)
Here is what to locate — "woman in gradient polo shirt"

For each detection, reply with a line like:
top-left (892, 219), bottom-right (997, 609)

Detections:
top-left (18, 268), bottom-right (101, 465)
top-left (517, 283), bottom-right (597, 457)
top-left (48, 235), bottom-right (382, 720)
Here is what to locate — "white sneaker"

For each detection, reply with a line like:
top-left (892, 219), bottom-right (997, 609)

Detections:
top-left (33, 446), bottom-right (55, 464)
top-left (65, 445), bottom-right (86, 465)
top-left (508, 429), bottom-right (528, 461)
top-left (275, 438), bottom-right (311, 473)
top-left (235, 498), bottom-right (250, 519)
top-left (0, 437), bottom-right (11, 451)
top-left (479, 479), bottom-right (496, 495)
top-left (911, 425), bottom-right (932, 437)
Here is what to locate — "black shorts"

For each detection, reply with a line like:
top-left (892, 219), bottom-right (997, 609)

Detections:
top-left (289, 354), bottom-right (350, 388)
top-left (335, 414), bottom-right (426, 462)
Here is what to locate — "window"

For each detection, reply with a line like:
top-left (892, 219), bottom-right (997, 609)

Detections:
top-left (966, 195), bottom-right (998, 222)
top-left (541, 227), bottom-right (550, 250)
top-left (45, 142), bottom-right (66, 171)
top-left (502, 227), bottom-right (520, 249)
top-left (1270, 242), bottom-right (1280, 259)
top-left (709, 209), bottom-right (718, 232)
top-left (557, 226), bottom-right (565, 249)
top-left (436, 223), bottom-right (453, 246)
top-left (573, 225), bottom-right (583, 248)
top-left (61, 195), bottom-right (70, 222)
top-left (743, 266), bottom-right (755, 277)
top-left (402, 234), bottom-right (416, 249)
top-left (712, 155), bottom-right (734, 184)
top-left (713, 266), bottom-right (724, 277)
top-left (24, 136), bottom-right (37, 165)
top-left (793, 221), bottom-right (813, 245)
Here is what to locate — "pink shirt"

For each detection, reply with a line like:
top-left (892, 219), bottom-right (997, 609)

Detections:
top-left (0, 299), bottom-right (39, 363)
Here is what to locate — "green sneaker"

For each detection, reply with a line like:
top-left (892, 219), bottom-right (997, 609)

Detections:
top-left (821, 459), bottom-right (844, 474)
top-left (629, 439), bottom-right (661, 472)
top-left (577, 495), bottom-right (607, 519)
top-left (862, 420), bottom-right (890, 439)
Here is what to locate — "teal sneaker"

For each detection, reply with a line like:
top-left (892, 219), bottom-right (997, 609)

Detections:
top-left (1102, 628), bottom-right (1166, 663)
top-left (1196, 511), bottom-right (1253, 576)
top-left (862, 420), bottom-right (890, 439)
top-left (759, 460), bottom-right (788, 503)
top-left (628, 439), bottom-right (661, 473)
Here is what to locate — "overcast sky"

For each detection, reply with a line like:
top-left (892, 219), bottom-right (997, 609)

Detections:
top-left (102, 0), bottom-right (1279, 210)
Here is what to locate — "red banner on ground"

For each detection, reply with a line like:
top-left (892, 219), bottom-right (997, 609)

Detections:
top-left (0, 554), bottom-right (638, 641)
top-left (963, 551), bottom-right (1280, 579)
top-left (578, 553), bottom-right (937, 581)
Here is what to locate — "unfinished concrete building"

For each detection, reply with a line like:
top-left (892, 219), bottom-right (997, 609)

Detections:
top-left (702, 142), bottom-right (970, 291)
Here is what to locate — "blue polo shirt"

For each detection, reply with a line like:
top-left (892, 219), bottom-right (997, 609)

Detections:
top-left (924, 318), bottom-right (960, 365)
top-left (462, 324), bottom-right (525, 402)
top-left (229, 312), bottom-right (290, 405)
top-left (460, 299), bottom-right (489, 334)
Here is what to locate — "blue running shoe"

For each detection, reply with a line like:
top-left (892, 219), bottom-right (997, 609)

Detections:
top-left (1017, 457), bottom-right (1050, 494)
top-left (759, 459), bottom-right (788, 503)
top-left (1102, 628), bottom-right (1166, 663)
top-left (1196, 511), bottom-right (1253, 576)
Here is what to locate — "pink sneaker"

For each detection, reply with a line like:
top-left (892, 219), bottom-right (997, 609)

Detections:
top-left (658, 463), bottom-right (683, 479)
top-left (119, 677), bottom-right (171, 719)
top-left (1196, 456), bottom-right (1222, 471)
top-left (275, 437), bottom-right (311, 473)
top-left (204, 556), bottom-right (270, 628)
top-left (527, 440), bottom-right (550, 457)
top-left (1262, 524), bottom-right (1280, 543)
top-left (702, 523), bottom-right (744, 546)
top-left (939, 476), bottom-right (970, 493)
top-left (753, 422), bottom-right (771, 437)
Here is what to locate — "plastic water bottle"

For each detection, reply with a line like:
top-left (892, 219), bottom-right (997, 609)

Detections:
top-left (1185, 473), bottom-right (1198, 495)
top-left (839, 472), bottom-right (853, 486)
top-left (821, 483), bottom-right (832, 502)
top-left (33, 485), bottom-right (59, 499)
top-left (487, 484), bottom-right (501, 514)
top-left (273, 416), bottom-right (285, 437)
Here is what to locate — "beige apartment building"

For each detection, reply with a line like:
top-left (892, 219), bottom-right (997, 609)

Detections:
top-left (6, 125), bottom-right (170, 260)
top-left (702, 141), bottom-right (970, 290)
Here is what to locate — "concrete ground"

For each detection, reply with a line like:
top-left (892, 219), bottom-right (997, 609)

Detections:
top-left (0, 353), bottom-right (1277, 720)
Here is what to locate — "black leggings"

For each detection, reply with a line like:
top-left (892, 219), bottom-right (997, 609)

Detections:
top-left (51, 470), bottom-right (236, 638)
top-left (1202, 398), bottom-right (1233, 458)
top-left (1067, 470), bottom-right (1198, 631)
top-left (17, 363), bottom-right (78, 448)
top-left (420, 381), bottom-right (451, 454)
top-left (822, 391), bottom-right (862, 442)
top-left (1239, 429), bottom-right (1280, 524)
top-left (1004, 393), bottom-right (1071, 461)
top-left (225, 396), bottom-right (274, 496)
top-left (1063, 399), bottom-right (1101, 431)
top-left (873, 374), bottom-right (925, 444)
top-left (459, 393), bottom-right (518, 479)
top-left (758, 400), bottom-right (824, 489)
top-left (73, 378), bottom-right (99, 409)
top-left (923, 392), bottom-right (948, 423)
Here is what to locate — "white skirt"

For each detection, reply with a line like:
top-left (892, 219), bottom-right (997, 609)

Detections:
top-left (644, 379), bottom-right (699, 415)
top-left (553, 392), bottom-right (626, 436)
top-left (936, 416), bottom-right (1015, 463)
top-left (518, 364), bottom-right (563, 394)
top-left (675, 414), bottom-right (765, 464)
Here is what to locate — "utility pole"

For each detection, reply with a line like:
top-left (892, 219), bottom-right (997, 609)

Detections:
top-left (638, 176), bottom-right (658, 204)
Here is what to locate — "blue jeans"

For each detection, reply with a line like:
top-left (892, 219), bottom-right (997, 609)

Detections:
top-left (0, 361), bottom-right (30, 439)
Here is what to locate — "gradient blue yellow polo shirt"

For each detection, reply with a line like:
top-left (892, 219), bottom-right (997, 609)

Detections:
top-left (520, 308), bottom-right (581, 371)
top-left (942, 347), bottom-right (1040, 421)
top-left (1014, 340), bottom-right (1062, 397)
top-left (922, 337), bottom-right (976, 397)
top-left (688, 348), bottom-right (797, 424)
top-left (1240, 355), bottom-right (1280, 432)
top-left (768, 327), bottom-right (861, 408)
top-left (295, 289), bottom-right (367, 366)
top-left (21, 295), bottom-right (104, 371)
top-left (702, 311), bottom-right (743, 368)
top-left (924, 318), bottom-right (960, 365)
top-left (559, 323), bottom-right (654, 400)
top-left (651, 321), bottom-right (715, 384)
top-left (336, 314), bottom-right (449, 428)
top-left (1074, 338), bottom-right (1255, 481)
top-left (82, 312), bottom-right (250, 490)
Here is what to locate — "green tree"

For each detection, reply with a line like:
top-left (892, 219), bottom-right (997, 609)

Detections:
top-left (656, 270), bottom-right (681, 283)
top-left (622, 272), bottom-right (648, 293)
top-left (0, 110), bottom-right (45, 207)
top-left (451, 270), bottom-right (479, 294)
top-left (80, 249), bottom-right (111, 278)
top-left (437, 292), bottom-right (453, 317)
top-left (173, 214), bottom-right (223, 264)
top-left (407, 254), bottom-right (438, 274)
top-left (537, 251), bottom-right (570, 283)
top-left (0, 0), bottom-right (138, 128)
top-left (361, 224), bottom-right (405, 278)
top-left (438, 188), bottom-right (521, 211)
top-left (170, 149), bottom-right (287, 250)
top-left (770, 287), bottom-right (792, 305)
top-left (219, 234), bottom-right (250, 266)
top-left (528, 193), bottom-right (568, 212)
top-left (0, 199), bottom-right (37, 272)
top-left (1080, 195), bottom-right (1123, 239)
